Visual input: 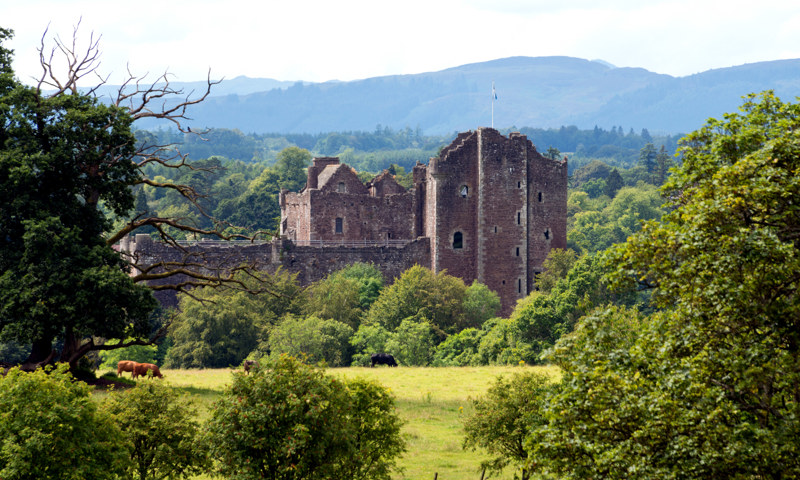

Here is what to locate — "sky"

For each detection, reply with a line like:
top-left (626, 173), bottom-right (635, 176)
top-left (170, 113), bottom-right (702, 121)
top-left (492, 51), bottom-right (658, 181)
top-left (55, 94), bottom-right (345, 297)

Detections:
top-left (4, 0), bottom-right (800, 87)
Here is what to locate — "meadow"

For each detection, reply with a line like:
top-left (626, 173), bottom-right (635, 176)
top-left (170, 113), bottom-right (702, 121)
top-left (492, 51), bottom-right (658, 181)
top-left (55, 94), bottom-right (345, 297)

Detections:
top-left (102, 365), bottom-right (559, 480)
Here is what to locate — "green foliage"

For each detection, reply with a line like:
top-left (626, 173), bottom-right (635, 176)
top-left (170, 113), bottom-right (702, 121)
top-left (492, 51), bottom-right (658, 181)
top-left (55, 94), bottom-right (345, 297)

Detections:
top-left (349, 324), bottom-right (393, 366)
top-left (567, 183), bottom-right (665, 254)
top-left (462, 281), bottom-right (501, 327)
top-left (0, 31), bottom-right (157, 367)
top-left (531, 91), bottom-right (800, 478)
top-left (303, 262), bottom-right (384, 329)
top-left (165, 269), bottom-right (303, 368)
top-left (205, 355), bottom-right (405, 480)
top-left (99, 339), bottom-right (159, 370)
top-left (385, 318), bottom-right (436, 366)
top-left (432, 327), bottom-right (485, 366)
top-left (364, 265), bottom-right (469, 337)
top-left (535, 248), bottom-right (578, 294)
top-left (0, 365), bottom-right (127, 479)
top-left (463, 371), bottom-right (553, 480)
top-left (102, 380), bottom-right (210, 480)
top-left (267, 315), bottom-right (354, 367)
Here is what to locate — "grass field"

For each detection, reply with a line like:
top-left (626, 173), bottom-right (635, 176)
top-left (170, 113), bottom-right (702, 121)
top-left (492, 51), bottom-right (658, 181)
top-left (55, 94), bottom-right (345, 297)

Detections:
top-left (101, 365), bottom-right (560, 480)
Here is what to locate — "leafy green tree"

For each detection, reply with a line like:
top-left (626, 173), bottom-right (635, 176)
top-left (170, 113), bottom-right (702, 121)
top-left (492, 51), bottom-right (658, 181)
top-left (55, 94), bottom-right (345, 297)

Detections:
top-left (273, 146), bottom-right (312, 192)
top-left (385, 318), bottom-right (436, 366)
top-left (349, 323), bottom-right (393, 366)
top-left (0, 35), bottom-right (157, 369)
top-left (340, 378), bottom-right (407, 480)
top-left (535, 248), bottom-right (578, 294)
top-left (602, 168), bottom-right (624, 197)
top-left (653, 144), bottom-right (674, 186)
top-left (462, 281), bottom-right (501, 327)
top-left (0, 365), bottom-right (128, 479)
top-left (304, 274), bottom-right (363, 329)
top-left (364, 265), bottom-right (467, 337)
top-left (432, 327), bottom-right (485, 366)
top-left (638, 142), bottom-right (657, 173)
top-left (205, 355), bottom-right (405, 480)
top-left (267, 315), bottom-right (354, 367)
top-left (532, 91), bottom-right (800, 478)
top-left (463, 371), bottom-right (553, 480)
top-left (102, 380), bottom-right (211, 480)
top-left (165, 269), bottom-right (303, 368)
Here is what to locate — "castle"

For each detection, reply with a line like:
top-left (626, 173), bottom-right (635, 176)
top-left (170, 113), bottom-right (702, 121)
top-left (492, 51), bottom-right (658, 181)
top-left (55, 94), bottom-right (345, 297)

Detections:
top-left (124, 128), bottom-right (567, 316)
top-left (280, 127), bottom-right (567, 314)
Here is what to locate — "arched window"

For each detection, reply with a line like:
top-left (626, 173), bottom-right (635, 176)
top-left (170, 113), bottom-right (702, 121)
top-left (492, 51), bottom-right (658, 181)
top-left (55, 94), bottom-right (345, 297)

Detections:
top-left (460, 185), bottom-right (468, 198)
top-left (453, 231), bottom-right (463, 249)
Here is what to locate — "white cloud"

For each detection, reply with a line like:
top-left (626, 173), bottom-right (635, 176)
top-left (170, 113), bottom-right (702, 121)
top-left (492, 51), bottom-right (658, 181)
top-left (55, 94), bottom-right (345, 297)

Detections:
top-left (3, 0), bottom-right (800, 85)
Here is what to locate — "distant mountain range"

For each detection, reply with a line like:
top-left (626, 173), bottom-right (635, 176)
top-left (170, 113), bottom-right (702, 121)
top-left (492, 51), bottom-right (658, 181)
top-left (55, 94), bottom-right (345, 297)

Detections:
top-left (124, 56), bottom-right (800, 135)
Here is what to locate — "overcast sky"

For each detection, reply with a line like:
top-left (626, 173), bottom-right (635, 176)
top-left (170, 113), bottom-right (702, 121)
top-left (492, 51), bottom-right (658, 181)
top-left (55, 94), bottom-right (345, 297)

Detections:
top-left (4, 0), bottom-right (800, 86)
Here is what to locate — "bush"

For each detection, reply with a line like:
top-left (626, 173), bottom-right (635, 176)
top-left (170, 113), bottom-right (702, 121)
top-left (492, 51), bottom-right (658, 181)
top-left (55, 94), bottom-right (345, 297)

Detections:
top-left (267, 315), bottom-right (354, 366)
top-left (102, 380), bottom-right (210, 480)
top-left (0, 365), bottom-right (127, 479)
top-left (205, 355), bottom-right (405, 480)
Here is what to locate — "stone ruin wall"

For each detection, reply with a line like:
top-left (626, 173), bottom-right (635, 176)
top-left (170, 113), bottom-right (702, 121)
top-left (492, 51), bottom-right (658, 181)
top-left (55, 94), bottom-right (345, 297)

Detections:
top-left (123, 234), bottom-right (430, 309)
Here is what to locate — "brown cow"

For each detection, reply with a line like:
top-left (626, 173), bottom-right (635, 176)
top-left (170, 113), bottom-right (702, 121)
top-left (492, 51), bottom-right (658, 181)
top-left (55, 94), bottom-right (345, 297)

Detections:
top-left (132, 363), bottom-right (163, 379)
top-left (117, 360), bottom-right (137, 377)
top-left (243, 359), bottom-right (258, 374)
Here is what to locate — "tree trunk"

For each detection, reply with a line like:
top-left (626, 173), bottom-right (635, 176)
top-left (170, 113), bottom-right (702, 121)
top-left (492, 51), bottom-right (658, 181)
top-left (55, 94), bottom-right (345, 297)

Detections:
top-left (21, 337), bottom-right (57, 371)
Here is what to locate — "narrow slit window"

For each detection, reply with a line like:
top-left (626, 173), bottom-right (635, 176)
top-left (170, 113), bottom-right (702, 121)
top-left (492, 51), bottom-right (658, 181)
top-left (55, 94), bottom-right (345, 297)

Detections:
top-left (538, 192), bottom-right (543, 202)
top-left (518, 279), bottom-right (522, 293)
top-left (453, 231), bottom-right (463, 249)
top-left (515, 247), bottom-right (520, 257)
top-left (460, 185), bottom-right (468, 198)
top-left (544, 229), bottom-right (550, 240)
top-left (335, 217), bottom-right (343, 234)
top-left (517, 212), bottom-right (521, 225)
top-left (518, 181), bottom-right (521, 188)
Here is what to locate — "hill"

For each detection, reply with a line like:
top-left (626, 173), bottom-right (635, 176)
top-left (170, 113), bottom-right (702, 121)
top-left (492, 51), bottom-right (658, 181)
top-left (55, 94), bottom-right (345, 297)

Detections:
top-left (129, 56), bottom-right (800, 135)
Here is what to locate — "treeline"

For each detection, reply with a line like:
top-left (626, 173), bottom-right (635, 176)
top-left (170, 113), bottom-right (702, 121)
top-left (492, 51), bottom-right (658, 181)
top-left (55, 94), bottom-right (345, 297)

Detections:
top-left (138, 124), bottom-right (680, 174)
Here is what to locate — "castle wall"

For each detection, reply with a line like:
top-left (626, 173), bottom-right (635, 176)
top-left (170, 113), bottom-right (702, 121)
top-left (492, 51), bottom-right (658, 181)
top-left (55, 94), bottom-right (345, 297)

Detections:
top-left (526, 144), bottom-right (569, 293)
top-left (306, 190), bottom-right (414, 242)
top-left (476, 129), bottom-right (529, 314)
top-left (126, 234), bottom-right (430, 309)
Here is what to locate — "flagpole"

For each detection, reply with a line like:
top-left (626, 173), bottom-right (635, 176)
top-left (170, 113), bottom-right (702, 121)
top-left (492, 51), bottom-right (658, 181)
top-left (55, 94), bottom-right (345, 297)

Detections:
top-left (491, 81), bottom-right (495, 128)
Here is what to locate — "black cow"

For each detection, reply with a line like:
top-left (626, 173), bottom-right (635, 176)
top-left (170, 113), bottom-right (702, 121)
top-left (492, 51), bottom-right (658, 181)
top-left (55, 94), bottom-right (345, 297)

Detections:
top-left (371, 353), bottom-right (398, 367)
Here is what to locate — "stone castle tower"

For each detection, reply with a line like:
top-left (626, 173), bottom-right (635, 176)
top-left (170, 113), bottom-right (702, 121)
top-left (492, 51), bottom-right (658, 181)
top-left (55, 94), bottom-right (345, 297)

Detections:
top-left (280, 128), bottom-right (568, 314)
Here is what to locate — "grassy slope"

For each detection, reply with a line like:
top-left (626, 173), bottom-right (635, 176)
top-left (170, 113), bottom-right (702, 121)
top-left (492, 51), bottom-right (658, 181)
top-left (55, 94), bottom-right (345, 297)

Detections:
top-left (104, 365), bottom-right (560, 480)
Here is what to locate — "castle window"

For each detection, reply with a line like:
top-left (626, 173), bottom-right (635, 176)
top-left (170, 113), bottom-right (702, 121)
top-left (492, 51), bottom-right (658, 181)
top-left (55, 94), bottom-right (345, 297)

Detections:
top-left (460, 185), bottom-right (468, 198)
top-left (517, 212), bottom-right (521, 225)
top-left (494, 226), bottom-right (498, 233)
top-left (453, 231), bottom-right (463, 249)
top-left (538, 192), bottom-right (543, 202)
top-left (518, 279), bottom-right (522, 294)
top-left (337, 182), bottom-right (346, 193)
top-left (335, 218), bottom-right (343, 234)
top-left (544, 229), bottom-right (550, 240)
top-left (518, 181), bottom-right (521, 188)
top-left (516, 247), bottom-right (520, 257)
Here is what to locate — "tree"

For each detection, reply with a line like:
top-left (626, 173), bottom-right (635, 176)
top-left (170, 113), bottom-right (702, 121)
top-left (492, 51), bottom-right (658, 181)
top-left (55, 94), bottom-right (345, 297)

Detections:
top-left (205, 355), bottom-right (405, 480)
top-left (364, 265), bottom-right (467, 337)
top-left (534, 248), bottom-right (577, 294)
top-left (462, 281), bottom-right (501, 327)
top-left (532, 91), bottom-right (800, 478)
top-left (102, 380), bottom-right (211, 480)
top-left (638, 142), bottom-right (657, 173)
top-left (602, 168), bottom-right (623, 198)
top-left (463, 371), bottom-right (553, 480)
top-left (267, 315), bottom-right (354, 367)
top-left (0, 25), bottom-right (274, 372)
top-left (165, 269), bottom-right (303, 368)
top-left (0, 365), bottom-right (128, 479)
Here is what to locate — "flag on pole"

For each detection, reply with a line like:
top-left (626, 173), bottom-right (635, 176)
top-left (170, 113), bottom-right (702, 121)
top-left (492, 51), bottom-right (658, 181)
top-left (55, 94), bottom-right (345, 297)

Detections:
top-left (492, 82), bottom-right (497, 100)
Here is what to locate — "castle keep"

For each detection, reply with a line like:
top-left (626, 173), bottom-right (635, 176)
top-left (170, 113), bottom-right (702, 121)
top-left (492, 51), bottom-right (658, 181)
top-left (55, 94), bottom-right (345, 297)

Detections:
top-left (279, 127), bottom-right (568, 314)
top-left (124, 128), bottom-right (566, 316)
